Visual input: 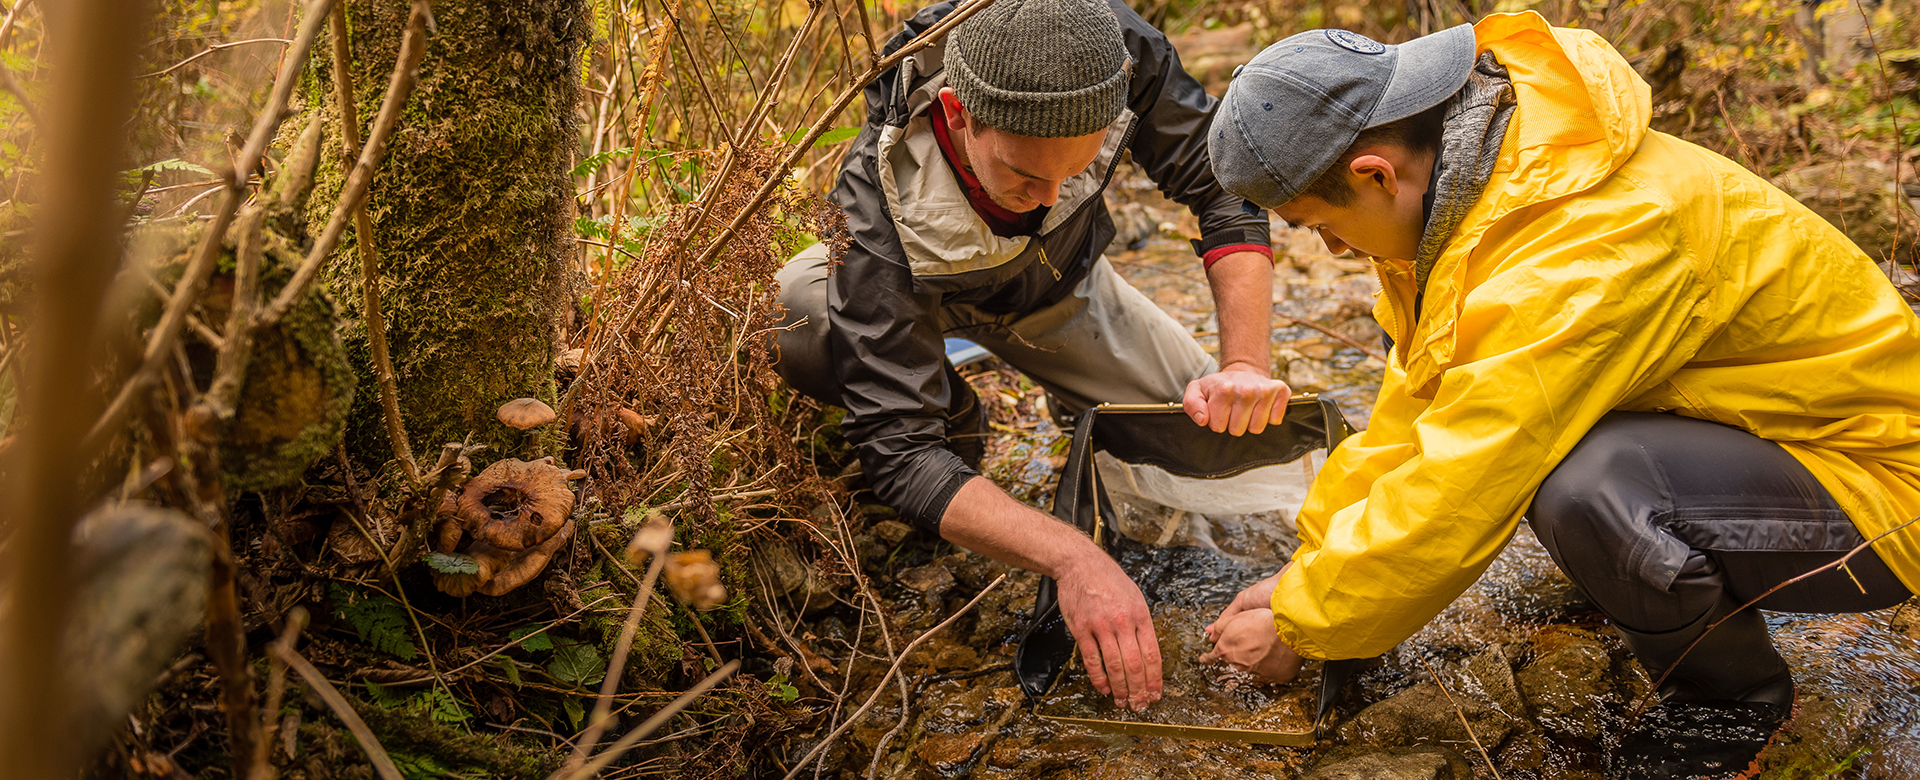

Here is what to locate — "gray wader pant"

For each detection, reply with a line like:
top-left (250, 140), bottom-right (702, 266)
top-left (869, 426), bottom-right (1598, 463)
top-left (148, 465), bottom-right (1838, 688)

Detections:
top-left (1528, 412), bottom-right (1911, 706)
top-left (772, 244), bottom-right (1216, 462)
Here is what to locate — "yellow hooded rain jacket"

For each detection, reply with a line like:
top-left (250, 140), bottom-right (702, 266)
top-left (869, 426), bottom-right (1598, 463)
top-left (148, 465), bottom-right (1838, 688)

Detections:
top-left (1273, 12), bottom-right (1920, 660)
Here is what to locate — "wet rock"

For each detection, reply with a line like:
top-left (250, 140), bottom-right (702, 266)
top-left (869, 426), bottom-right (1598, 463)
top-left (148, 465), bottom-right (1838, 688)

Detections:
top-left (872, 519), bottom-right (913, 547)
top-left (1106, 202), bottom-right (1161, 253)
top-left (1337, 680), bottom-right (1514, 749)
top-left (755, 541), bottom-right (837, 616)
top-left (1333, 315), bottom-right (1385, 349)
top-left (1167, 24), bottom-right (1256, 92)
top-left (897, 561), bottom-right (956, 598)
top-left (928, 643), bottom-right (980, 673)
top-left (1303, 745), bottom-right (1473, 780)
top-left (1889, 596), bottom-right (1920, 640)
top-left (925, 682), bottom-right (994, 732)
top-left (915, 731), bottom-right (983, 774)
top-left (1515, 627), bottom-right (1618, 741)
top-left (1284, 354), bottom-right (1338, 394)
top-left (1494, 728), bottom-right (1553, 774)
top-left (1306, 258), bottom-right (1350, 283)
top-left (1456, 645), bottom-right (1528, 719)
top-left (984, 735), bottom-right (1107, 772)
top-left (1482, 527), bottom-right (1595, 622)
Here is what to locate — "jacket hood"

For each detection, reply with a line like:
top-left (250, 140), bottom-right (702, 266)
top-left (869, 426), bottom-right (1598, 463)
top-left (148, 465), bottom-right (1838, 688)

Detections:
top-left (1380, 13), bottom-right (1655, 401)
top-left (1474, 12), bottom-right (1651, 208)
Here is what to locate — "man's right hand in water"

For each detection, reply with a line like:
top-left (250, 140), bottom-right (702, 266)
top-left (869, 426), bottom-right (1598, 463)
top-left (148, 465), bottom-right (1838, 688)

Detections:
top-left (1205, 565), bottom-right (1285, 642)
top-left (939, 477), bottom-right (1163, 711)
top-left (1055, 552), bottom-right (1163, 711)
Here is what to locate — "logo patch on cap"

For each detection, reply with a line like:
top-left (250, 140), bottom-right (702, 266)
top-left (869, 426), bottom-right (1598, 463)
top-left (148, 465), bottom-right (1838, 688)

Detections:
top-left (1325, 29), bottom-right (1386, 54)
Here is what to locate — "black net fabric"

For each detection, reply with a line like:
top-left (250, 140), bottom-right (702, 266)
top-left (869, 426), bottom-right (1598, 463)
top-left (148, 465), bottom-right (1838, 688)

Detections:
top-left (1017, 397), bottom-right (1355, 700)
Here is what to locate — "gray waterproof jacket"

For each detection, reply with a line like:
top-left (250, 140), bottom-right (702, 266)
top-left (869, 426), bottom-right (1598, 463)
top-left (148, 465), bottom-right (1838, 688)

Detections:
top-left (827, 0), bottom-right (1271, 531)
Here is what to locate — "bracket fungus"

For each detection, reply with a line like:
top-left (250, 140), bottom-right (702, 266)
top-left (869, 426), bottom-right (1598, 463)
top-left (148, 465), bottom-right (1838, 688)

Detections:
top-left (429, 456), bottom-right (580, 597)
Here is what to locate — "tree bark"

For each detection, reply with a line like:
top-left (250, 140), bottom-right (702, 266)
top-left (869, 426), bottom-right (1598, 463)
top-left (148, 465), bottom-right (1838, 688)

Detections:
top-left (313, 0), bottom-right (585, 471)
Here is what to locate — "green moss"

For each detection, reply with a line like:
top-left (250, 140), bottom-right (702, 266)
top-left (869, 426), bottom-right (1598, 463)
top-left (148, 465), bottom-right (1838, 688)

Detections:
top-left (307, 0), bottom-right (586, 471)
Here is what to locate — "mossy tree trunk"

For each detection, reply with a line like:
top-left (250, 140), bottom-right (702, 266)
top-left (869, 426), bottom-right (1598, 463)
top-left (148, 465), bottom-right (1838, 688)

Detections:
top-left (312, 0), bottom-right (586, 471)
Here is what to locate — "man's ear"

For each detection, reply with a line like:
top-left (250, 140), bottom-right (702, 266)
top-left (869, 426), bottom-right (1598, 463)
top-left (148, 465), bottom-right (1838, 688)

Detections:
top-left (1347, 153), bottom-right (1400, 197)
top-left (938, 87), bottom-right (969, 134)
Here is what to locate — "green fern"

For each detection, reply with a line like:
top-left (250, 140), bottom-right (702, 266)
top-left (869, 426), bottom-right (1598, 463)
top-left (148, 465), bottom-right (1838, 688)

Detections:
top-left (330, 584), bottom-right (419, 661)
top-left (417, 687), bottom-right (472, 724)
top-left (389, 749), bottom-right (455, 780)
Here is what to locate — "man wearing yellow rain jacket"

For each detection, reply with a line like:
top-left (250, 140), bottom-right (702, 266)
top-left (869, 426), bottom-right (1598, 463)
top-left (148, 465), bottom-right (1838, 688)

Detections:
top-left (1196, 13), bottom-right (1920, 779)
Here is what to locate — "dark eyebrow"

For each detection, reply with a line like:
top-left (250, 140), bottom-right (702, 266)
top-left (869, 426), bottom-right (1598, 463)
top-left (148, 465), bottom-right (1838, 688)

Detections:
top-left (1003, 162), bottom-right (1049, 181)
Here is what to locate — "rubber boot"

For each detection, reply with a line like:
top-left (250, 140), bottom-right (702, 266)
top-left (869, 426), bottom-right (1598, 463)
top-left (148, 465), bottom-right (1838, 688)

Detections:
top-left (1610, 594), bottom-right (1794, 780)
top-left (1614, 592), bottom-right (1793, 711)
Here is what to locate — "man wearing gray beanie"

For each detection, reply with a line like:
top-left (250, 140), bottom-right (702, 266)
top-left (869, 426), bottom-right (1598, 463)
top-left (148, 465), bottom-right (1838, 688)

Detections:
top-left (773, 0), bottom-right (1284, 712)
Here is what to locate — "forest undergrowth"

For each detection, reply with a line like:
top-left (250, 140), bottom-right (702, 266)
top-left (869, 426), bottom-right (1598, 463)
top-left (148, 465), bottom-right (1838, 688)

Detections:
top-left (1, 0), bottom-right (1918, 778)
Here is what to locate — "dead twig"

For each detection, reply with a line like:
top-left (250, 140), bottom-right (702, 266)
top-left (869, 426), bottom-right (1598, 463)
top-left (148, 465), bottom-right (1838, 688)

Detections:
top-left (249, 608), bottom-right (311, 780)
top-left (277, 645), bottom-right (407, 780)
top-left (783, 574), bottom-right (1008, 780)
top-left (550, 660), bottom-right (742, 780)
top-left (83, 0), bottom-right (336, 452)
top-left (687, 0), bottom-right (1001, 283)
top-left (1418, 655), bottom-right (1504, 780)
top-left (1630, 512), bottom-right (1920, 720)
top-left (389, 440), bottom-right (472, 570)
top-left (329, 0), bottom-right (417, 480)
top-left (562, 535), bottom-right (671, 772)
top-left (141, 37), bottom-right (293, 79)
top-left (257, 0), bottom-right (431, 328)
top-left (1280, 316), bottom-right (1388, 364)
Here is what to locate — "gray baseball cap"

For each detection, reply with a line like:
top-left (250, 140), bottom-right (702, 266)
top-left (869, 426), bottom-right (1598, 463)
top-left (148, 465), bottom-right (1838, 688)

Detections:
top-left (1210, 24), bottom-right (1477, 209)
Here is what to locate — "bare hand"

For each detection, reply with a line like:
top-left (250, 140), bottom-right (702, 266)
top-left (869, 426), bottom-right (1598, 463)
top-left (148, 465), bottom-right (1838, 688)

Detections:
top-left (1199, 608), bottom-right (1304, 683)
top-left (1182, 365), bottom-right (1291, 436)
top-left (1205, 567), bottom-right (1284, 643)
top-left (1056, 556), bottom-right (1162, 711)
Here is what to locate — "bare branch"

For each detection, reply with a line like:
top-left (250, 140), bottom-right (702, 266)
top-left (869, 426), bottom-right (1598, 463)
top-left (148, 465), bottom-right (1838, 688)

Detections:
top-left (551, 660), bottom-right (742, 780)
top-left (141, 37), bottom-right (293, 79)
top-left (1, 0), bottom-right (146, 773)
top-left (84, 0), bottom-right (339, 451)
top-left (329, 0), bottom-right (418, 479)
top-left (562, 538), bottom-right (670, 772)
top-left (783, 574), bottom-right (1008, 780)
top-left (258, 0), bottom-right (432, 328)
top-left (250, 608), bottom-right (311, 780)
top-left (277, 646), bottom-right (407, 780)
top-left (687, 0), bottom-right (1000, 282)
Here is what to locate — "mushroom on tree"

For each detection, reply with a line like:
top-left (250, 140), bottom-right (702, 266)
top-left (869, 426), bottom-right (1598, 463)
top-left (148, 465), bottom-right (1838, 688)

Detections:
top-left (497, 397), bottom-right (558, 458)
top-left (497, 397), bottom-right (557, 430)
top-left (429, 456), bottom-right (578, 597)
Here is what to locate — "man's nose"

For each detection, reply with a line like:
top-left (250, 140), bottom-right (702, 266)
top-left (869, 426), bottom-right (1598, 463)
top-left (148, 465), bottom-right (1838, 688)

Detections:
top-left (1317, 229), bottom-right (1350, 255)
top-left (1033, 180), bottom-right (1064, 207)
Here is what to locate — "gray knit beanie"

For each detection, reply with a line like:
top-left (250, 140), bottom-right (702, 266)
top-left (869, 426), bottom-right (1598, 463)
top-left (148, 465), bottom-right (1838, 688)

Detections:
top-left (943, 0), bottom-right (1132, 138)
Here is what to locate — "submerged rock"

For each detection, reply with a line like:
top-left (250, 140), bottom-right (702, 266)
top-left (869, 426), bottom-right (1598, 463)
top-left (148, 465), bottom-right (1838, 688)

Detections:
top-left (1515, 627), bottom-right (1619, 741)
top-left (1302, 745), bottom-right (1473, 780)
top-left (1456, 645), bottom-right (1529, 720)
top-left (1338, 680), bottom-right (1515, 749)
top-left (915, 731), bottom-right (982, 774)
